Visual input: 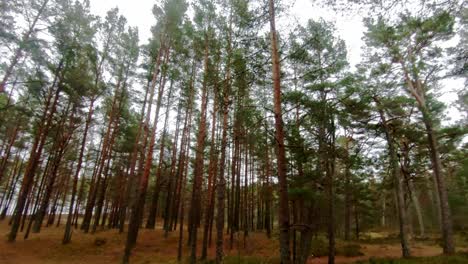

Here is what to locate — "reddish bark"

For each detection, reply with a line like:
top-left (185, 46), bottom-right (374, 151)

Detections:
top-left (8, 60), bottom-right (64, 242)
top-left (268, 0), bottom-right (291, 262)
top-left (189, 33), bottom-right (210, 263)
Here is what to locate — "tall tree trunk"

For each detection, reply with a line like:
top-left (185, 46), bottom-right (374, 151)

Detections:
top-left (8, 60), bottom-right (64, 242)
top-left (33, 103), bottom-right (74, 234)
top-left (24, 156), bottom-right (50, 239)
top-left (201, 85), bottom-right (219, 260)
top-left (409, 182), bottom-right (425, 237)
top-left (401, 65), bottom-right (454, 254)
top-left (92, 85), bottom-right (126, 233)
top-left (170, 96), bottom-right (193, 232)
top-left (119, 78), bottom-right (151, 234)
top-left (265, 144), bottom-right (272, 239)
top-left (422, 114), bottom-right (454, 253)
top-left (63, 98), bottom-right (95, 244)
top-left (327, 120), bottom-right (336, 264)
top-left (0, 156), bottom-right (20, 210)
top-left (24, 158), bottom-right (48, 238)
top-left (381, 192), bottom-right (386, 227)
top-left (80, 136), bottom-right (103, 231)
top-left (215, 68), bottom-right (230, 264)
top-left (215, 17), bottom-right (233, 259)
top-left (177, 140), bottom-right (191, 262)
top-left (163, 101), bottom-right (182, 236)
top-left (0, 125), bottom-right (19, 183)
top-left (56, 164), bottom-right (72, 227)
top-left (122, 43), bottom-right (170, 264)
top-left (82, 118), bottom-right (114, 232)
top-left (376, 98), bottom-right (411, 258)
top-left (172, 64), bottom-right (196, 232)
top-left (268, 0), bottom-right (291, 262)
top-left (297, 202), bottom-right (314, 264)
top-left (1, 158), bottom-right (24, 220)
top-left (146, 80), bottom-right (175, 229)
top-left (243, 140), bottom-right (249, 245)
top-left (344, 137), bottom-right (352, 241)
top-left (189, 32), bottom-right (210, 264)
top-left (229, 117), bottom-right (240, 249)
top-left (91, 140), bottom-right (116, 233)
top-left (400, 145), bottom-right (426, 238)
top-left (354, 205), bottom-right (360, 239)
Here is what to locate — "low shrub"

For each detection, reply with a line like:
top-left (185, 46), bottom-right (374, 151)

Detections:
top-left (338, 243), bottom-right (364, 257)
top-left (357, 253), bottom-right (468, 263)
top-left (310, 238), bottom-right (328, 257)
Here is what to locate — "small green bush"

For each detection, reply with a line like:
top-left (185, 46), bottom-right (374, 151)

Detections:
top-left (310, 238), bottom-right (329, 257)
top-left (338, 243), bottom-right (364, 257)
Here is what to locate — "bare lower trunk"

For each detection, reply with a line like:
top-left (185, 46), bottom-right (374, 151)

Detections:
top-left (344, 139), bottom-right (352, 241)
top-left (63, 99), bottom-right (95, 244)
top-left (408, 179), bottom-right (425, 237)
top-left (376, 99), bottom-right (411, 258)
top-left (146, 80), bottom-right (175, 229)
top-left (122, 48), bottom-right (169, 263)
top-left (201, 86), bottom-right (219, 260)
top-left (0, 125), bottom-right (19, 183)
top-left (298, 206), bottom-right (314, 264)
top-left (423, 115), bottom-right (454, 254)
top-left (381, 193), bottom-right (386, 227)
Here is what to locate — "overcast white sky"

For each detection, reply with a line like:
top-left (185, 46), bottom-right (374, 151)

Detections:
top-left (90, 0), bottom-right (155, 44)
top-left (89, 0), bottom-right (464, 124)
top-left (89, 0), bottom-right (365, 65)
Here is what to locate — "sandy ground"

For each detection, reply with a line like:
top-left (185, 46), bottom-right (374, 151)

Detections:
top-left (0, 219), bottom-right (463, 264)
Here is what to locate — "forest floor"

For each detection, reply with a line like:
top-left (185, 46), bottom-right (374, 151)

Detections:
top-left (1, 219), bottom-right (468, 264)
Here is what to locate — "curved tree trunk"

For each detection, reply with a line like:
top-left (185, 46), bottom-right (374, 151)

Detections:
top-left (401, 64), bottom-right (454, 254)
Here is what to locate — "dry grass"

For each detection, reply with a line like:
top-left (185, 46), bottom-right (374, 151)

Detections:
top-left (0, 218), bottom-right (281, 264)
top-left (0, 219), bottom-right (467, 264)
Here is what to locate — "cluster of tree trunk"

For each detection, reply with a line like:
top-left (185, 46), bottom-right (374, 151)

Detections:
top-left (0, 1), bottom-right (464, 264)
